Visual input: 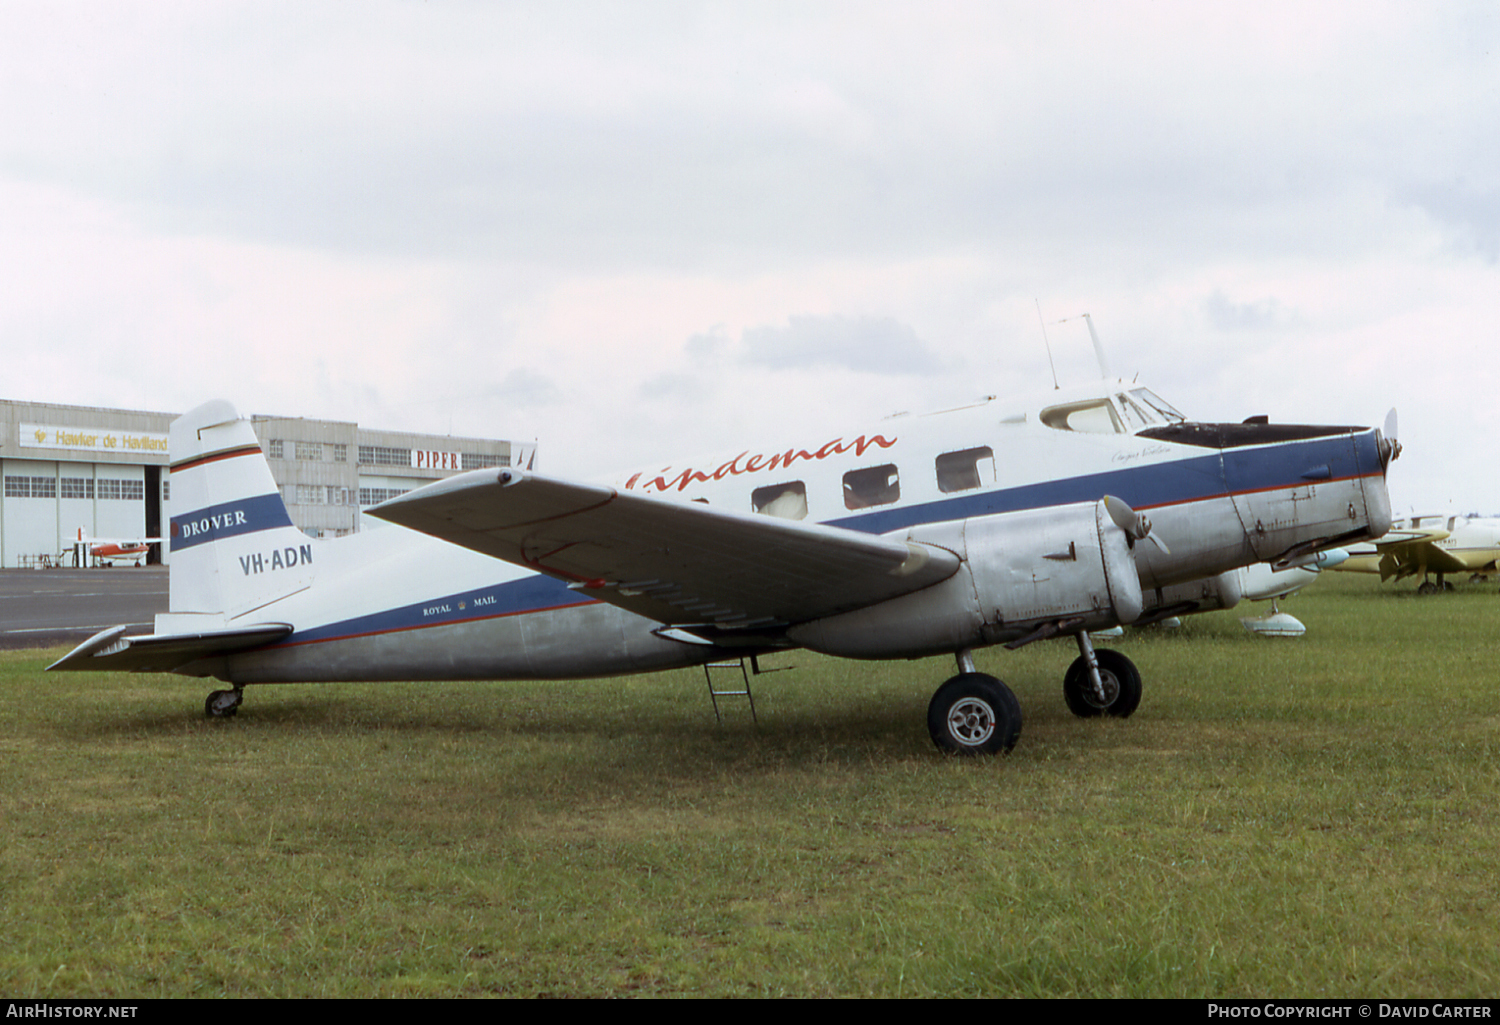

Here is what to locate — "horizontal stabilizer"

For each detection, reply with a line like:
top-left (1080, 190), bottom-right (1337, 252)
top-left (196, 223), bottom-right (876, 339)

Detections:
top-left (47, 623), bottom-right (293, 674)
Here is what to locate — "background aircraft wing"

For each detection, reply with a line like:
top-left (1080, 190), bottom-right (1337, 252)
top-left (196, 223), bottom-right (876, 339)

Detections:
top-left (371, 469), bottom-right (961, 635)
top-left (1359, 527), bottom-right (1464, 580)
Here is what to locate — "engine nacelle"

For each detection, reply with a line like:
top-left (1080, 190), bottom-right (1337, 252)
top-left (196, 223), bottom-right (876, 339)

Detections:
top-left (787, 500), bottom-right (1143, 659)
top-left (1138, 569), bottom-right (1243, 624)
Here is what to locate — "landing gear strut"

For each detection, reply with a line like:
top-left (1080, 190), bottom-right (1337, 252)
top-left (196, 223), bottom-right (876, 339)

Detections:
top-left (1063, 632), bottom-right (1141, 718)
top-left (204, 688), bottom-right (243, 718)
top-left (926, 650), bottom-right (1022, 755)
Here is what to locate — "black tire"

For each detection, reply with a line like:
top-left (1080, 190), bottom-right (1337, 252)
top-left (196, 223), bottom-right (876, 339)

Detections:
top-left (204, 689), bottom-right (241, 718)
top-left (927, 673), bottom-right (1022, 756)
top-left (1063, 648), bottom-right (1142, 719)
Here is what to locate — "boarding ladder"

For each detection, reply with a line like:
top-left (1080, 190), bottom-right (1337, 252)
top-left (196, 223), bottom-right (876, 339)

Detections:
top-left (706, 653), bottom-right (799, 725)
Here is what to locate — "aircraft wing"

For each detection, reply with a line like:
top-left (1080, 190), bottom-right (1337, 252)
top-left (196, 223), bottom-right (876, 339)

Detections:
top-left (371, 469), bottom-right (961, 636)
top-left (1349, 527), bottom-right (1465, 580)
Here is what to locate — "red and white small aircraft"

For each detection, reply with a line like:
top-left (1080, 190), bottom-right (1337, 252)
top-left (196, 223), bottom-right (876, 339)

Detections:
top-left (70, 528), bottom-right (163, 568)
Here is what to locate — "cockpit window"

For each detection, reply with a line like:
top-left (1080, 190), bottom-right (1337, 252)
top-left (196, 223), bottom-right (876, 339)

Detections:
top-left (1116, 393), bottom-right (1153, 431)
top-left (1129, 388), bottom-right (1185, 424)
top-left (1040, 399), bottom-right (1124, 434)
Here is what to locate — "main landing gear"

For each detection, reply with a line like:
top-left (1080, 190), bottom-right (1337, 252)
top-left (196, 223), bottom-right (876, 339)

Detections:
top-left (204, 688), bottom-right (244, 718)
top-left (926, 634), bottom-right (1142, 756)
top-left (927, 652), bottom-right (1023, 756)
top-left (1062, 631), bottom-right (1142, 719)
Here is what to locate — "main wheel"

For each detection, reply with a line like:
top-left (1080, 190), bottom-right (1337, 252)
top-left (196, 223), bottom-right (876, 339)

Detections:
top-left (1063, 648), bottom-right (1142, 719)
top-left (927, 673), bottom-right (1022, 756)
top-left (204, 688), bottom-right (242, 718)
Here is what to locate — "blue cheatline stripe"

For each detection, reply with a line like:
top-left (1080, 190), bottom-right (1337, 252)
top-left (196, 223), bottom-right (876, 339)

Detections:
top-left (832, 433), bottom-right (1376, 535)
top-left (268, 433), bottom-right (1384, 648)
top-left (831, 452), bottom-right (1227, 534)
top-left (274, 573), bottom-right (592, 648)
top-left (170, 493), bottom-right (294, 551)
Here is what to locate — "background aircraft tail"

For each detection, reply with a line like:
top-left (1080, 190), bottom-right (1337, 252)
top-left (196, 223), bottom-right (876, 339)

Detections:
top-left (168, 400), bottom-right (318, 621)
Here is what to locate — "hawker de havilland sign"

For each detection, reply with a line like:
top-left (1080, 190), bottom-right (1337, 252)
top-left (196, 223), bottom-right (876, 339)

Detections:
top-left (50, 377), bottom-right (1399, 756)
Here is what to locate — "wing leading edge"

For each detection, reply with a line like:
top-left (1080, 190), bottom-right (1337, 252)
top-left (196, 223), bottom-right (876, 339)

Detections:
top-left (371, 468), bottom-right (962, 635)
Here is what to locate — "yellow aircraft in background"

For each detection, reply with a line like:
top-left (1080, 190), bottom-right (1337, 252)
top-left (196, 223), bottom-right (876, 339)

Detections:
top-left (1333, 513), bottom-right (1500, 593)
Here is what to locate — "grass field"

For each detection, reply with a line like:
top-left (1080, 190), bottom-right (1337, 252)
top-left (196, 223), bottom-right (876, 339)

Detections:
top-left (2, 572), bottom-right (1497, 998)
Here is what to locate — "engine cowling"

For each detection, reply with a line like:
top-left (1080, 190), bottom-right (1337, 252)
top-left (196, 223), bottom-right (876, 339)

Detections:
top-left (1138, 569), bottom-right (1243, 624)
top-left (787, 499), bottom-right (1143, 659)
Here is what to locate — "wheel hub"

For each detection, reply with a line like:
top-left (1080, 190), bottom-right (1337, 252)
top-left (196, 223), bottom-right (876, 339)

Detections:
top-left (1086, 670), bottom-right (1120, 708)
top-left (947, 697), bottom-right (996, 746)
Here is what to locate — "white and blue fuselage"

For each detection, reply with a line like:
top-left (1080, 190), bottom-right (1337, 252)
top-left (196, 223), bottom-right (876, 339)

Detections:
top-left (52, 382), bottom-right (1396, 752)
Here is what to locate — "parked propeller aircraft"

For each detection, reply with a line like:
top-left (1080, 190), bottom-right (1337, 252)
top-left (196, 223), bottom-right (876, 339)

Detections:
top-left (49, 382), bottom-right (1398, 755)
top-left (68, 528), bottom-right (163, 568)
top-left (1235, 549), bottom-right (1348, 636)
top-left (1332, 513), bottom-right (1500, 593)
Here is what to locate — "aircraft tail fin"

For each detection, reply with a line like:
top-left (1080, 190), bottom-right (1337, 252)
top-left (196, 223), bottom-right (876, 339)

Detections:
top-left (168, 400), bottom-right (319, 621)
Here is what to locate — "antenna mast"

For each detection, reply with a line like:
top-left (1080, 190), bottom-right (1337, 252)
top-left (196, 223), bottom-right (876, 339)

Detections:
top-left (1082, 313), bottom-right (1110, 380)
top-left (1052, 311), bottom-right (1115, 383)
top-left (1035, 299), bottom-right (1060, 389)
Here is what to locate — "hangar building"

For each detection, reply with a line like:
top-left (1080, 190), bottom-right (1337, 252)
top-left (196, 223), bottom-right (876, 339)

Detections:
top-left (0, 399), bottom-right (535, 568)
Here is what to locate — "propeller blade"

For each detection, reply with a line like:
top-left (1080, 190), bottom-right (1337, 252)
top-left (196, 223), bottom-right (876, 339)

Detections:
top-left (1103, 495), bottom-right (1170, 555)
top-left (1379, 408), bottom-right (1402, 467)
top-left (1103, 495), bottom-right (1138, 534)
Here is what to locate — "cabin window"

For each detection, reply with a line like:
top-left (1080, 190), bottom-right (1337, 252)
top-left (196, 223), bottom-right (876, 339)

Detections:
top-left (843, 464), bottom-right (900, 510)
top-left (752, 481), bottom-right (808, 520)
top-left (936, 447), bottom-right (994, 493)
top-left (1040, 398), bottom-right (1123, 434)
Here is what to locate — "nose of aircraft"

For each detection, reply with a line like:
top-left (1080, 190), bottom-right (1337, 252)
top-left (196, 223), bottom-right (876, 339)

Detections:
top-left (1183, 420), bottom-right (1395, 565)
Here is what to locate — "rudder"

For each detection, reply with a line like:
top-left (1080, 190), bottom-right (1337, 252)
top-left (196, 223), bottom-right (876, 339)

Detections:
top-left (168, 400), bottom-right (318, 620)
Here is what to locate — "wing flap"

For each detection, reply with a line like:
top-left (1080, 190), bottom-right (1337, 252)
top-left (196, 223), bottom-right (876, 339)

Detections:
top-left (371, 469), bottom-right (961, 628)
top-left (47, 623), bottom-right (293, 674)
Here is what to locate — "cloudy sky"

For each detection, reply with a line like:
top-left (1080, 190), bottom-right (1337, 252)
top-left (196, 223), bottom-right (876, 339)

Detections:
top-left (3, 1), bottom-right (1496, 513)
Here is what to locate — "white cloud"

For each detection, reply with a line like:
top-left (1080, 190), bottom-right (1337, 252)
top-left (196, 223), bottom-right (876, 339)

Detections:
top-left (0, 0), bottom-right (1497, 509)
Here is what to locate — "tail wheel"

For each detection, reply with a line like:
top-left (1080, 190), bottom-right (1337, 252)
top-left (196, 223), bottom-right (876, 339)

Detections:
top-left (928, 673), bottom-right (1022, 756)
top-left (204, 688), bottom-right (243, 718)
top-left (1063, 648), bottom-right (1141, 719)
